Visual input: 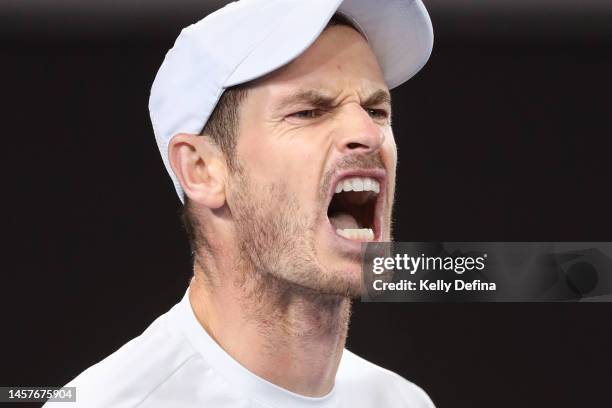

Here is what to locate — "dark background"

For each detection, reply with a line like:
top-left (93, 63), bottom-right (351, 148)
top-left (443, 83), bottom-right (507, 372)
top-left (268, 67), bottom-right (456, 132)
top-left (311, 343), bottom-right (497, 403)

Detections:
top-left (2, 1), bottom-right (611, 407)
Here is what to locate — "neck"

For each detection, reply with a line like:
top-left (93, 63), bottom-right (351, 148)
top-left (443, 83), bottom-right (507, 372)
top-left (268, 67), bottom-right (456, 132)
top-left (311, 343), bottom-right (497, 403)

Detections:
top-left (188, 258), bottom-right (351, 397)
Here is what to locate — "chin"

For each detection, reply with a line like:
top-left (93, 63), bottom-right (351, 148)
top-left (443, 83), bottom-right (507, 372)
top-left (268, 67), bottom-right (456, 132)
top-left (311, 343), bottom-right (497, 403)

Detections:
top-left (307, 252), bottom-right (364, 298)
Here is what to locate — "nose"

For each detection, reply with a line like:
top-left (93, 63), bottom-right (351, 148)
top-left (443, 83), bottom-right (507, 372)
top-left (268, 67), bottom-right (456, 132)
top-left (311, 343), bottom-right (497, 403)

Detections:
top-left (334, 104), bottom-right (385, 155)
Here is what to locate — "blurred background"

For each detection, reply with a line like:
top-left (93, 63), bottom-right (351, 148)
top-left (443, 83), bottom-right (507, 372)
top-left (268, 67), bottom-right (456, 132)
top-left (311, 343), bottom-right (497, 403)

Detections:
top-left (1, 1), bottom-right (611, 407)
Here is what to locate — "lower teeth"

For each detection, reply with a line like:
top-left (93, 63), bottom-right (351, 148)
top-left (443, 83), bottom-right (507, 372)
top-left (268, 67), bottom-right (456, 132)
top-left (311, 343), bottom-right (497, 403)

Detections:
top-left (336, 228), bottom-right (374, 241)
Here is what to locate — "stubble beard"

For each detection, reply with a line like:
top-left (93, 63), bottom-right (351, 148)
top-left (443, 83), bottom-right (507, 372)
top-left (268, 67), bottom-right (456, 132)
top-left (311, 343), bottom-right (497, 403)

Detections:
top-left (226, 154), bottom-right (393, 334)
top-left (222, 160), bottom-right (360, 340)
top-left (227, 161), bottom-right (361, 302)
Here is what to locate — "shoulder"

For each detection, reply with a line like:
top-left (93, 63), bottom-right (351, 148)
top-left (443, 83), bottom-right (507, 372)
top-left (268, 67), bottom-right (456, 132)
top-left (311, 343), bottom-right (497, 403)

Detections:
top-left (336, 349), bottom-right (435, 408)
top-left (44, 311), bottom-right (200, 408)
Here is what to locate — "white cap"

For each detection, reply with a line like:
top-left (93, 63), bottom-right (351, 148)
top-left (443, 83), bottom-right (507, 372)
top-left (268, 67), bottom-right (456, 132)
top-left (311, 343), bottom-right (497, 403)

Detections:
top-left (149, 0), bottom-right (433, 203)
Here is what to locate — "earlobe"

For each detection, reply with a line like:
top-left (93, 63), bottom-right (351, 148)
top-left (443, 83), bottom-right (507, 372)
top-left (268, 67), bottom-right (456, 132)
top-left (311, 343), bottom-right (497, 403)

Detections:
top-left (168, 133), bottom-right (226, 209)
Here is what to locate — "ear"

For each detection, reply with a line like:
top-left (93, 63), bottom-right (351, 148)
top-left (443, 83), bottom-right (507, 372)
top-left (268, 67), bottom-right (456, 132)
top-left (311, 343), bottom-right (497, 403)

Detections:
top-left (168, 133), bottom-right (226, 209)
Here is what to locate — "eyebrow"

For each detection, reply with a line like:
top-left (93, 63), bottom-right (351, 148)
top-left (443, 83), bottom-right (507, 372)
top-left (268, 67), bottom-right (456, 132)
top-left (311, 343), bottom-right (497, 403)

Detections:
top-left (362, 89), bottom-right (392, 108)
top-left (272, 88), bottom-right (392, 113)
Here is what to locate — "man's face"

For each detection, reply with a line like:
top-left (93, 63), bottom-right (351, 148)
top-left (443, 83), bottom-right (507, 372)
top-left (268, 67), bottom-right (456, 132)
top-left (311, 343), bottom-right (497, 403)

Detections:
top-left (226, 25), bottom-right (397, 297)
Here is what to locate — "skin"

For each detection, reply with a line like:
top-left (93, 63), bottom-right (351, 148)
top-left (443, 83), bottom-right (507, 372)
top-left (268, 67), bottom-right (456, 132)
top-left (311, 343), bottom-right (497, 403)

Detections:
top-left (169, 25), bottom-right (397, 397)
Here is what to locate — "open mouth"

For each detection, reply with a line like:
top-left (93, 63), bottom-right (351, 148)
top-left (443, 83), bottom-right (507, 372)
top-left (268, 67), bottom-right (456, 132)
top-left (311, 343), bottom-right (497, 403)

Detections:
top-left (326, 173), bottom-right (384, 243)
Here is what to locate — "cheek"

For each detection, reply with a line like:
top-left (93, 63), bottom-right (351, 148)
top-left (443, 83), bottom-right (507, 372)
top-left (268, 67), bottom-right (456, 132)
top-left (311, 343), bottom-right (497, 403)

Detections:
top-left (235, 130), bottom-right (326, 214)
top-left (235, 128), bottom-right (291, 186)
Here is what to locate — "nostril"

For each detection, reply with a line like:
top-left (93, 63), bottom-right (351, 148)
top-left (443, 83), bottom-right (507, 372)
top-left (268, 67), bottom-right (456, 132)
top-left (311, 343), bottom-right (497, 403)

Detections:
top-left (347, 142), bottom-right (368, 150)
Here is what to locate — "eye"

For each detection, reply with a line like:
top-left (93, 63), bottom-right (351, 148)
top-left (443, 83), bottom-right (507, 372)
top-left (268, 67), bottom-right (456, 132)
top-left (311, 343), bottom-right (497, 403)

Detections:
top-left (288, 109), bottom-right (325, 119)
top-left (365, 108), bottom-right (390, 119)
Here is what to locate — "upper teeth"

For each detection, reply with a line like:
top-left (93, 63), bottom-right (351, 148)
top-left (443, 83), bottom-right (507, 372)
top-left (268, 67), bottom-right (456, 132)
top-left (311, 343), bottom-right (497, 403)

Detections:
top-left (335, 177), bottom-right (380, 194)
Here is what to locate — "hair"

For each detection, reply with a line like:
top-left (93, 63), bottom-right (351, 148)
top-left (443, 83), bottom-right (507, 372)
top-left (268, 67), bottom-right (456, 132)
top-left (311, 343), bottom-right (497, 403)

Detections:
top-left (181, 12), bottom-right (363, 256)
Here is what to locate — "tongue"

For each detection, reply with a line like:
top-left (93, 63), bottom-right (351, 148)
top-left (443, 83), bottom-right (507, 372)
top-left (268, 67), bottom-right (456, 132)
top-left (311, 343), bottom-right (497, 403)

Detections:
top-left (329, 212), bottom-right (359, 230)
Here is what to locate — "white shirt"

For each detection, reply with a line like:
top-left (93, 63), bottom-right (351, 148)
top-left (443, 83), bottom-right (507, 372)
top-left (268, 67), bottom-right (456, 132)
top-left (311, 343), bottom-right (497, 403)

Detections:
top-left (45, 289), bottom-right (434, 408)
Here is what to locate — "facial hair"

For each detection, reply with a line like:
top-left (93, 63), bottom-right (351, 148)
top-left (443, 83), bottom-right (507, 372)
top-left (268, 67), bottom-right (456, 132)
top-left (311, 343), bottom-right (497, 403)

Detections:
top-left (226, 154), bottom-right (387, 300)
top-left (223, 154), bottom-right (389, 340)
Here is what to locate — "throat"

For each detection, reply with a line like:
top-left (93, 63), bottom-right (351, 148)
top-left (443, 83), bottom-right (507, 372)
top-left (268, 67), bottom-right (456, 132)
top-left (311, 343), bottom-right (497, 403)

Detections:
top-left (190, 276), bottom-right (350, 398)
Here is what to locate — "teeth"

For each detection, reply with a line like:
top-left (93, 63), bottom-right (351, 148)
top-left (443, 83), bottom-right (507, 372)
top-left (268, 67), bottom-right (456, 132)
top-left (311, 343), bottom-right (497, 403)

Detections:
top-left (335, 177), bottom-right (379, 194)
top-left (343, 179), bottom-right (353, 192)
top-left (336, 228), bottom-right (375, 241)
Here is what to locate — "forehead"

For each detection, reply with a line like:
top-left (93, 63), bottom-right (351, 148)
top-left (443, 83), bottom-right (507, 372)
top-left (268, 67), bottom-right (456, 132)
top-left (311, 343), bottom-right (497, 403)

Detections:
top-left (250, 25), bottom-right (387, 98)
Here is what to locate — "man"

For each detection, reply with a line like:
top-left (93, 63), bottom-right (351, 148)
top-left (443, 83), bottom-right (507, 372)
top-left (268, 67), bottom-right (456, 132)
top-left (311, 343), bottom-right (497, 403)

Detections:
top-left (46, 0), bottom-right (434, 406)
